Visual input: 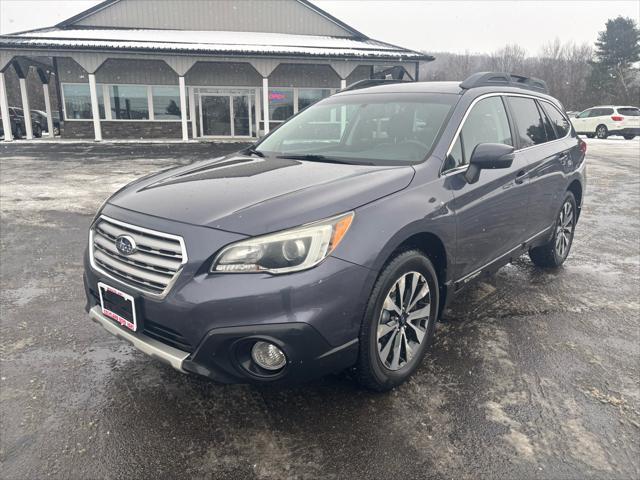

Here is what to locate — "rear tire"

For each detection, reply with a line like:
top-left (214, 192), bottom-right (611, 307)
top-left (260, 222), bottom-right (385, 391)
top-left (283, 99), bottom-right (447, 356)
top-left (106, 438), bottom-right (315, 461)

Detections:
top-left (623, 135), bottom-right (635, 140)
top-left (585, 133), bottom-right (595, 139)
top-left (529, 192), bottom-right (577, 268)
top-left (356, 250), bottom-right (439, 391)
top-left (595, 124), bottom-right (608, 139)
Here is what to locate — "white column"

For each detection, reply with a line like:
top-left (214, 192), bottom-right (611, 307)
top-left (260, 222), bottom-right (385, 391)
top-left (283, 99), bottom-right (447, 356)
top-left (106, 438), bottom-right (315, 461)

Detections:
top-left (340, 78), bottom-right (347, 135)
top-left (88, 73), bottom-right (102, 141)
top-left (19, 77), bottom-right (33, 139)
top-left (0, 72), bottom-right (13, 141)
top-left (262, 77), bottom-right (269, 135)
top-left (179, 76), bottom-right (188, 141)
top-left (42, 83), bottom-right (54, 136)
top-left (188, 87), bottom-right (196, 139)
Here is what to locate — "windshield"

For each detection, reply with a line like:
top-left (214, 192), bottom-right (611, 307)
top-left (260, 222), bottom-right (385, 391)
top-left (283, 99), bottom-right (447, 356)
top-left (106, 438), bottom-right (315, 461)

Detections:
top-left (256, 93), bottom-right (458, 165)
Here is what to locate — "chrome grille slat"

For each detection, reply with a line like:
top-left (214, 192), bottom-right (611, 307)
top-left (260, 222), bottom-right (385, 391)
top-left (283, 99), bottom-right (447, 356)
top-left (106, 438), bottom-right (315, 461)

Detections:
top-left (97, 222), bottom-right (182, 256)
top-left (90, 216), bottom-right (187, 297)
top-left (95, 228), bottom-right (182, 259)
top-left (93, 235), bottom-right (181, 271)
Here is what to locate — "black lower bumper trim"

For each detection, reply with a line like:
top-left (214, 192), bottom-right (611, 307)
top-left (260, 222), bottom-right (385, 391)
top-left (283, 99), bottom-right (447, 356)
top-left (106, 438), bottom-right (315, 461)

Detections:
top-left (183, 323), bottom-right (359, 384)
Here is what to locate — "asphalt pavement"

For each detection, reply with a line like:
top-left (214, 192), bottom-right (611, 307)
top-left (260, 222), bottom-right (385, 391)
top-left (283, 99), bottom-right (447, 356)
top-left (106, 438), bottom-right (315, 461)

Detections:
top-left (1, 138), bottom-right (638, 480)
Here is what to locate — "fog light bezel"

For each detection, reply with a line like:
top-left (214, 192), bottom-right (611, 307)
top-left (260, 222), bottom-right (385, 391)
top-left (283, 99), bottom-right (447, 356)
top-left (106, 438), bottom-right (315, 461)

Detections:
top-left (232, 337), bottom-right (290, 379)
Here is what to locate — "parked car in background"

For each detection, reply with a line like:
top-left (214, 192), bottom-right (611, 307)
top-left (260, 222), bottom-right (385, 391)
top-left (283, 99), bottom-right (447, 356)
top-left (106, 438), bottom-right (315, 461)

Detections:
top-left (31, 109), bottom-right (60, 136)
top-left (84, 72), bottom-right (586, 391)
top-left (0, 107), bottom-right (43, 139)
top-left (571, 106), bottom-right (640, 139)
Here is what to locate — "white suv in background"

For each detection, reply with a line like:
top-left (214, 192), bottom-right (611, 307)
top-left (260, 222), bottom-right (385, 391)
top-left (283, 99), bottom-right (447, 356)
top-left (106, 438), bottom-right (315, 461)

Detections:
top-left (571, 106), bottom-right (640, 140)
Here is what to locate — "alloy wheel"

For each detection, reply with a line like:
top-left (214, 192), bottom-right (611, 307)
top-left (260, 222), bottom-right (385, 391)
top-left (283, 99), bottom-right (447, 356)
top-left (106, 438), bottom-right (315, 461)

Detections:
top-left (555, 201), bottom-right (574, 259)
top-left (596, 126), bottom-right (607, 139)
top-left (376, 271), bottom-right (431, 371)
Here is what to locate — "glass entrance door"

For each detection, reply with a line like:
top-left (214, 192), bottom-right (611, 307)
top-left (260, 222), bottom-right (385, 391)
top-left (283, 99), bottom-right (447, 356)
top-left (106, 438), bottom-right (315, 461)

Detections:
top-left (201, 96), bottom-right (231, 136)
top-left (200, 93), bottom-right (253, 137)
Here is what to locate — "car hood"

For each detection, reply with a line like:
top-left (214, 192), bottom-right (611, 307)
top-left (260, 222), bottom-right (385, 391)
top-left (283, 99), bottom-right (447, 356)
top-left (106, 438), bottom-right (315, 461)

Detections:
top-left (108, 154), bottom-right (415, 235)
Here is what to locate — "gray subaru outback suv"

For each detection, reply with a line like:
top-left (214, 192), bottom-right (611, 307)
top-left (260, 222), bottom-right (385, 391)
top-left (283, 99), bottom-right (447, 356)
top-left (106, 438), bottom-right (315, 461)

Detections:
top-left (84, 72), bottom-right (586, 391)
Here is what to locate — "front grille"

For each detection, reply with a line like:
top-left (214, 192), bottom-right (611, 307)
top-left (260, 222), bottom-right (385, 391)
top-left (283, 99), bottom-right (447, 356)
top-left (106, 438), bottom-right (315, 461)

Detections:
top-left (91, 216), bottom-right (187, 296)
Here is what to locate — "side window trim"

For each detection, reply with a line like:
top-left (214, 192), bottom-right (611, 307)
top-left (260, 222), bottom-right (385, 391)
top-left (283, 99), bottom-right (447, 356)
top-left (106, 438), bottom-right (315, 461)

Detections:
top-left (441, 93), bottom-right (513, 175)
top-left (535, 100), bottom-right (555, 142)
top-left (538, 100), bottom-right (572, 141)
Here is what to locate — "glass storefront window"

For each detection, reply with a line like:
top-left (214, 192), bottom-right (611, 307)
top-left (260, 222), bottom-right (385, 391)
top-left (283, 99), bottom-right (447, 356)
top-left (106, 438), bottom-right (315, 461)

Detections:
top-left (62, 84), bottom-right (105, 120)
top-left (110, 85), bottom-right (149, 120)
top-left (269, 89), bottom-right (294, 124)
top-left (152, 86), bottom-right (181, 120)
top-left (298, 89), bottom-right (331, 111)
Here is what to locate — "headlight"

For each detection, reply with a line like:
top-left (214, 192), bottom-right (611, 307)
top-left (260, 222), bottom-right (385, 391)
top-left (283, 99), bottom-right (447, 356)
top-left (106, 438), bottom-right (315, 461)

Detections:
top-left (211, 212), bottom-right (354, 274)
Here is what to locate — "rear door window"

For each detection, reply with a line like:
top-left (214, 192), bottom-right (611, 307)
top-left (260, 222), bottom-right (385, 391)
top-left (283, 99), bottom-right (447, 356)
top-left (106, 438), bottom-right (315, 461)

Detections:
top-left (540, 102), bottom-right (571, 138)
top-left (617, 107), bottom-right (640, 116)
top-left (444, 96), bottom-right (512, 170)
top-left (507, 96), bottom-right (548, 148)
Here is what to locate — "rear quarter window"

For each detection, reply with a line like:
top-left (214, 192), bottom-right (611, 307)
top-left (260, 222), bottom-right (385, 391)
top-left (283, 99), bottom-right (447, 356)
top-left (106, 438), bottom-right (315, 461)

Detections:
top-left (507, 96), bottom-right (548, 148)
top-left (617, 108), bottom-right (639, 116)
top-left (540, 102), bottom-right (571, 138)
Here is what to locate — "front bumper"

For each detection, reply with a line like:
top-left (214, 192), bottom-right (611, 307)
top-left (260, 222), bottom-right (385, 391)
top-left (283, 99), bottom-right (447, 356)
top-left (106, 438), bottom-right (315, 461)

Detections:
top-left (84, 205), bottom-right (373, 384)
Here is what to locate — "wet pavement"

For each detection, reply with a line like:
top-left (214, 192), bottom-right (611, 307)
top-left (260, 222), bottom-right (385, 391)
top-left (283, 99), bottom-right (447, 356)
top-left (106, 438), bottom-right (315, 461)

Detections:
top-left (1, 139), bottom-right (639, 479)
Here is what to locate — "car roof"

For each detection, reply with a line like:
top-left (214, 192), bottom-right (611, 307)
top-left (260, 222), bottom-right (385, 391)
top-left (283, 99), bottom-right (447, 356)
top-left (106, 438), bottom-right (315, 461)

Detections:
top-left (335, 80), bottom-right (561, 105)
top-left (335, 81), bottom-right (464, 96)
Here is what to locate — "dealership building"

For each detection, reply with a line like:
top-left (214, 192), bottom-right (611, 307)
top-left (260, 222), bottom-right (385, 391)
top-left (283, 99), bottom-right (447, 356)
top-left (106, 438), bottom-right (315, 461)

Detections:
top-left (0, 0), bottom-right (431, 141)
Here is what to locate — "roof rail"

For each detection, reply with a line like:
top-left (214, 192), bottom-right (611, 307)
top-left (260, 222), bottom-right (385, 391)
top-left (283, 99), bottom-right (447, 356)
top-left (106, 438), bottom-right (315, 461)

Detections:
top-left (460, 72), bottom-right (549, 94)
top-left (340, 78), bottom-right (407, 92)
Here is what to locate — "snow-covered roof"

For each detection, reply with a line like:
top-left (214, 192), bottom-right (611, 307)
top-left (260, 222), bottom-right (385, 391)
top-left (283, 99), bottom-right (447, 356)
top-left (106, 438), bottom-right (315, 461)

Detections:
top-left (0, 28), bottom-right (432, 61)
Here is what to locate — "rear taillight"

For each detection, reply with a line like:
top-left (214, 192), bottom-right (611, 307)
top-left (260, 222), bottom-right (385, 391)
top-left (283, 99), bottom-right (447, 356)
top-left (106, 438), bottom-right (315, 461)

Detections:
top-left (579, 138), bottom-right (587, 154)
top-left (611, 115), bottom-right (624, 121)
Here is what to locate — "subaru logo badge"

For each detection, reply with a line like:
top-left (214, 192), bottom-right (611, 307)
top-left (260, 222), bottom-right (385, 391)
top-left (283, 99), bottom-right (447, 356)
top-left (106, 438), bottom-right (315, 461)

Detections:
top-left (115, 235), bottom-right (137, 256)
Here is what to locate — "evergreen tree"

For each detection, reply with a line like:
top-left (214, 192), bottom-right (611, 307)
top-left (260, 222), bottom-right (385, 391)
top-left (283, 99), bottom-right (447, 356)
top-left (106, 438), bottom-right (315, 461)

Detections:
top-left (593, 16), bottom-right (640, 104)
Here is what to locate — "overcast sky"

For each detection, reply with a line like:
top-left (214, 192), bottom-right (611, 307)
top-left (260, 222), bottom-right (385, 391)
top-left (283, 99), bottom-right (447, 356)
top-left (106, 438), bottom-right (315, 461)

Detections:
top-left (1, 0), bottom-right (638, 55)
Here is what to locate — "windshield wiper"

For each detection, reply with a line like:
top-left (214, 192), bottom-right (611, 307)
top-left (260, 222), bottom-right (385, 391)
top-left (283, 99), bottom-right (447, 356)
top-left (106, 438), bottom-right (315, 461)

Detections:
top-left (276, 154), bottom-right (371, 165)
top-left (242, 147), bottom-right (265, 157)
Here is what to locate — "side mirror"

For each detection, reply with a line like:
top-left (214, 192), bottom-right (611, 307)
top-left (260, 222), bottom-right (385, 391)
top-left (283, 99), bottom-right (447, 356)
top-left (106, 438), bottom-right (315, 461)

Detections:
top-left (464, 143), bottom-right (515, 184)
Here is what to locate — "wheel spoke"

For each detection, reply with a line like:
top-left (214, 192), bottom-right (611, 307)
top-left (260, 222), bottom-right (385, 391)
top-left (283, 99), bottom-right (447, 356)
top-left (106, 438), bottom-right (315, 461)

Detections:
top-left (407, 304), bottom-right (431, 322)
top-left (389, 331), bottom-right (403, 369)
top-left (397, 275), bottom-right (406, 309)
top-left (379, 330), bottom-right (397, 361)
top-left (402, 331), bottom-right (414, 362)
top-left (377, 320), bottom-right (398, 339)
top-left (405, 319), bottom-right (426, 343)
top-left (408, 281), bottom-right (429, 311)
top-left (383, 291), bottom-right (402, 315)
top-left (407, 273), bottom-right (419, 309)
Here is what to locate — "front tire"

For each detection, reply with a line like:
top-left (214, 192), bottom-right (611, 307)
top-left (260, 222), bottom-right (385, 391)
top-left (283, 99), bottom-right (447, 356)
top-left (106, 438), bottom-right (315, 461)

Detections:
top-left (585, 133), bottom-right (595, 139)
top-left (356, 250), bottom-right (439, 391)
top-left (529, 192), bottom-right (577, 268)
top-left (595, 124), bottom-right (608, 139)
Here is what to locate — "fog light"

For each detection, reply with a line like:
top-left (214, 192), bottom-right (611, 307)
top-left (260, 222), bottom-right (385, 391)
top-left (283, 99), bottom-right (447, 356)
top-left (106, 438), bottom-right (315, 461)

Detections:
top-left (251, 341), bottom-right (287, 371)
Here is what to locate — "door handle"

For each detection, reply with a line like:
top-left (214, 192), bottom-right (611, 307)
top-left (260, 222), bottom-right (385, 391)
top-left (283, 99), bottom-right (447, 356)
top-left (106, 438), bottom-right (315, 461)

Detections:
top-left (515, 170), bottom-right (527, 185)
